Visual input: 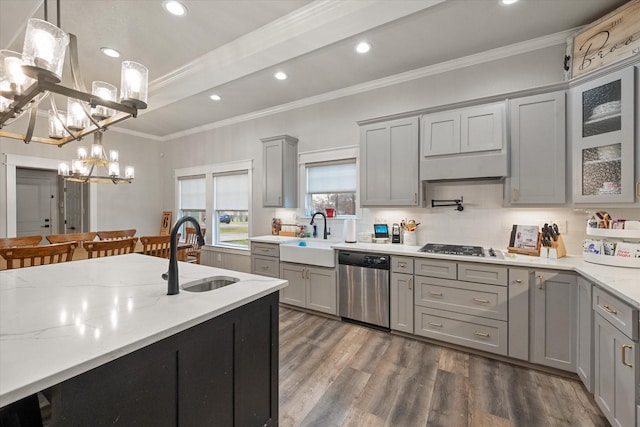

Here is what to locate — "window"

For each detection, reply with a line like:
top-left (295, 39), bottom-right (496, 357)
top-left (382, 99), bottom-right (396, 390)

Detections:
top-left (178, 176), bottom-right (206, 236)
top-left (305, 160), bottom-right (356, 216)
top-left (214, 172), bottom-right (249, 247)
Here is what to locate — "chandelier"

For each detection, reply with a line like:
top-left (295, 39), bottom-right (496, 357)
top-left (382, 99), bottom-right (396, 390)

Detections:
top-left (0, 0), bottom-right (148, 184)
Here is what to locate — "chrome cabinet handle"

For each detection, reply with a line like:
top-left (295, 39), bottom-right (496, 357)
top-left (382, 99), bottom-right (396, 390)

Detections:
top-left (301, 269), bottom-right (305, 279)
top-left (600, 304), bottom-right (618, 315)
top-left (428, 322), bottom-right (443, 328)
top-left (622, 344), bottom-right (633, 368)
top-left (474, 331), bottom-right (490, 338)
top-left (515, 279), bottom-right (522, 284)
top-left (398, 262), bottom-right (406, 268)
top-left (429, 291), bottom-right (443, 296)
top-left (472, 298), bottom-right (490, 304)
top-left (636, 181), bottom-right (639, 198)
top-left (414, 193), bottom-right (417, 203)
top-left (408, 278), bottom-right (412, 290)
top-left (537, 275), bottom-right (544, 289)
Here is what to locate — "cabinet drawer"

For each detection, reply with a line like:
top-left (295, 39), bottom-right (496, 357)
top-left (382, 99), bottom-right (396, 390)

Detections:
top-left (593, 287), bottom-right (638, 340)
top-left (251, 242), bottom-right (279, 258)
top-left (391, 256), bottom-right (414, 274)
top-left (458, 262), bottom-right (507, 286)
top-left (251, 255), bottom-right (280, 278)
top-left (414, 259), bottom-right (456, 279)
top-left (414, 306), bottom-right (507, 356)
top-left (414, 276), bottom-right (507, 321)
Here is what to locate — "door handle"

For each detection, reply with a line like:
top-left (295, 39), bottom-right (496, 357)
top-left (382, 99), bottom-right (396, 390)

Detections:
top-left (44, 218), bottom-right (50, 222)
top-left (600, 304), bottom-right (618, 315)
top-left (41, 224), bottom-right (50, 228)
top-left (408, 278), bottom-right (412, 290)
top-left (622, 344), bottom-right (633, 367)
top-left (513, 189), bottom-right (519, 202)
top-left (537, 275), bottom-right (544, 289)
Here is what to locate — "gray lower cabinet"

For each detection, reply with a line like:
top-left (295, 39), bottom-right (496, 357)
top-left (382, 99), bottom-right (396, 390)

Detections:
top-left (576, 276), bottom-right (594, 392)
top-left (391, 256), bottom-right (414, 333)
top-left (251, 242), bottom-right (280, 278)
top-left (508, 268), bottom-right (531, 361)
top-left (414, 261), bottom-right (508, 356)
top-left (593, 286), bottom-right (639, 427)
top-left (280, 262), bottom-right (337, 315)
top-left (359, 116), bottom-right (419, 206)
top-left (531, 270), bottom-right (577, 372)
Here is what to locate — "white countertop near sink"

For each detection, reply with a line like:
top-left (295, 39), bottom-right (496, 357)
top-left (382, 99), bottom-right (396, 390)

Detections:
top-left (250, 235), bottom-right (300, 244)
top-left (0, 254), bottom-right (287, 407)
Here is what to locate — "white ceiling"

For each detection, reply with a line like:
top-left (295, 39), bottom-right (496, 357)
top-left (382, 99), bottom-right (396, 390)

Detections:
top-left (0, 0), bottom-right (630, 140)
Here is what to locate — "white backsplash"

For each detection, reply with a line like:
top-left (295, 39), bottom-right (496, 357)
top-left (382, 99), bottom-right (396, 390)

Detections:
top-left (276, 181), bottom-right (640, 255)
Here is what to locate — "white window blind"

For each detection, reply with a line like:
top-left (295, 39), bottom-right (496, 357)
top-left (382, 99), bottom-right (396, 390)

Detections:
top-left (215, 173), bottom-right (248, 210)
top-left (307, 161), bottom-right (356, 193)
top-left (179, 176), bottom-right (205, 210)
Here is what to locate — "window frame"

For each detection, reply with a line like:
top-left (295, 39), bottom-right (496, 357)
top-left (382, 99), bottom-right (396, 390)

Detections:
top-left (174, 160), bottom-right (253, 249)
top-left (298, 146), bottom-right (359, 218)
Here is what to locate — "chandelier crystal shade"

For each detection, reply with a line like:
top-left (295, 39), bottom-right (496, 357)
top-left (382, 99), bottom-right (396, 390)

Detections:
top-left (0, 0), bottom-right (148, 185)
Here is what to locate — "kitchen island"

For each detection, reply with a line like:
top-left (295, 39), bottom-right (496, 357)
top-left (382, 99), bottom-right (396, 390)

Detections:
top-left (0, 254), bottom-right (287, 425)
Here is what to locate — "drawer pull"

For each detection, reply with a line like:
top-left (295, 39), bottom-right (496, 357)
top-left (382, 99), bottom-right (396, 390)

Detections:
top-left (472, 298), bottom-right (490, 304)
top-left (429, 291), bottom-right (443, 296)
top-left (622, 344), bottom-right (633, 368)
top-left (261, 266), bottom-right (268, 270)
top-left (428, 322), bottom-right (443, 328)
top-left (398, 262), bottom-right (406, 268)
top-left (473, 331), bottom-right (490, 338)
top-left (515, 279), bottom-right (523, 284)
top-left (600, 304), bottom-right (618, 315)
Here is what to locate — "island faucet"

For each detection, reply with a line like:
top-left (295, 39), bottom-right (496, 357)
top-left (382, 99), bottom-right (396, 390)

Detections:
top-left (310, 211), bottom-right (329, 239)
top-left (163, 216), bottom-right (205, 295)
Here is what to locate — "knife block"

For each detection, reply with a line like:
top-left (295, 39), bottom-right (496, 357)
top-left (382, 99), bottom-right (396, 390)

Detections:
top-left (549, 235), bottom-right (567, 259)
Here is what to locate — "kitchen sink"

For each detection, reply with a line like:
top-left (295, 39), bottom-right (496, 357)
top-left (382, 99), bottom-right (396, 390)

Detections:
top-left (279, 239), bottom-right (337, 267)
top-left (182, 276), bottom-right (239, 292)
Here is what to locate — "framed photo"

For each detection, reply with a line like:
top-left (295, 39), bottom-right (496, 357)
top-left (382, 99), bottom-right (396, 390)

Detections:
top-left (160, 211), bottom-right (172, 235)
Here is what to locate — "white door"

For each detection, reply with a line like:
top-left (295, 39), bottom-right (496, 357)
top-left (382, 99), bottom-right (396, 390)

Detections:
top-left (16, 168), bottom-right (58, 241)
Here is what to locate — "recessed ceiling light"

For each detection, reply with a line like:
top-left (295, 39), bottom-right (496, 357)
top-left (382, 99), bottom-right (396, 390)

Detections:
top-left (100, 47), bottom-right (120, 58)
top-left (209, 94), bottom-right (221, 101)
top-left (163, 0), bottom-right (187, 16)
top-left (501, 0), bottom-right (518, 4)
top-left (355, 42), bottom-right (371, 54)
top-left (274, 71), bottom-right (287, 80)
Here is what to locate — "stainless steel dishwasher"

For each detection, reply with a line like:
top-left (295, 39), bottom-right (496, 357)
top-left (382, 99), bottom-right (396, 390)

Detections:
top-left (338, 251), bottom-right (390, 329)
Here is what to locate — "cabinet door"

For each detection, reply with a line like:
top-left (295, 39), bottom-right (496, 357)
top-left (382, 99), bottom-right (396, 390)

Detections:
top-left (279, 263), bottom-right (306, 307)
top-left (571, 66), bottom-right (635, 204)
top-left (460, 103), bottom-right (504, 153)
top-left (531, 271), bottom-right (577, 371)
top-left (509, 91), bottom-right (566, 204)
top-left (360, 117), bottom-right (419, 206)
top-left (263, 139), bottom-right (283, 207)
top-left (306, 266), bottom-right (337, 315)
top-left (421, 111), bottom-right (460, 156)
top-left (576, 277), bottom-right (594, 392)
top-left (508, 268), bottom-right (530, 361)
top-left (594, 313), bottom-right (637, 427)
top-left (391, 272), bottom-right (413, 333)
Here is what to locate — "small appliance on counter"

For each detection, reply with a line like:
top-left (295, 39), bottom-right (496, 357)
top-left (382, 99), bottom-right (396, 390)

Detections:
top-left (391, 223), bottom-right (401, 243)
top-left (344, 218), bottom-right (357, 243)
top-left (373, 224), bottom-right (389, 243)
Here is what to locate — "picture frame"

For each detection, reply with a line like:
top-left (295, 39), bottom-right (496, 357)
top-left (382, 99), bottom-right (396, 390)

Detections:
top-left (160, 211), bottom-right (172, 235)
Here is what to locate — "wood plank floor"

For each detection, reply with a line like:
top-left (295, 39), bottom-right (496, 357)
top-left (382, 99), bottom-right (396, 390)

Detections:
top-left (279, 307), bottom-right (609, 427)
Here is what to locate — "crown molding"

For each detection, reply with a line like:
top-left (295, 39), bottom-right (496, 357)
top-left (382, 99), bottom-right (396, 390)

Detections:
top-left (163, 28), bottom-right (574, 141)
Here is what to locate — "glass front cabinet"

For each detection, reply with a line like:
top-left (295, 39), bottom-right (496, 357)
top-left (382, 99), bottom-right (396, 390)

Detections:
top-left (571, 66), bottom-right (636, 204)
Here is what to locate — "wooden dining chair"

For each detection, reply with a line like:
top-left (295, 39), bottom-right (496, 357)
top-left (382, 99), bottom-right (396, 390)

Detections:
top-left (140, 235), bottom-right (172, 259)
top-left (46, 232), bottom-right (98, 245)
top-left (83, 237), bottom-right (138, 258)
top-left (0, 235), bottom-right (42, 248)
top-left (0, 242), bottom-right (77, 269)
top-left (97, 229), bottom-right (137, 240)
top-left (185, 227), bottom-right (206, 264)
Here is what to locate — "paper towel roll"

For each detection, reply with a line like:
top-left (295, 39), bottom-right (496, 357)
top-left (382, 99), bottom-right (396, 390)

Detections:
top-left (344, 219), bottom-right (357, 243)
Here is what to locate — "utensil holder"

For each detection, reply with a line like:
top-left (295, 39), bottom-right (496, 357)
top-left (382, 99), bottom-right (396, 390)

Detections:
top-left (403, 230), bottom-right (417, 245)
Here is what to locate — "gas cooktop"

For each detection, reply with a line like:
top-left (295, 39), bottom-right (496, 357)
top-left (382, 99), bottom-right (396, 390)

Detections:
top-left (418, 243), bottom-right (485, 257)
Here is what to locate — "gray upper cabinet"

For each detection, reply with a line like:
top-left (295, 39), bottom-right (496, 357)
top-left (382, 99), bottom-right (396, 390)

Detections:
top-left (570, 66), bottom-right (636, 204)
top-left (261, 135), bottom-right (298, 207)
top-left (531, 270), bottom-right (577, 372)
top-left (360, 116), bottom-right (419, 206)
top-left (508, 91), bottom-right (566, 204)
top-left (421, 110), bottom-right (460, 156)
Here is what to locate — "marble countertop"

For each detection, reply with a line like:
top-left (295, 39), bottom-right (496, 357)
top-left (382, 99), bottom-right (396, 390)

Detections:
top-left (0, 254), bottom-right (288, 408)
top-left (250, 235), bottom-right (301, 244)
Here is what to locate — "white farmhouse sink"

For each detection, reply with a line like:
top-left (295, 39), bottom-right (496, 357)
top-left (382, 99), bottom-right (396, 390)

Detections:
top-left (279, 239), bottom-right (337, 267)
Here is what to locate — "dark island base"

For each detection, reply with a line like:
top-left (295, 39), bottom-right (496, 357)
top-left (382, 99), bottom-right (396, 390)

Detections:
top-left (1, 292), bottom-right (279, 427)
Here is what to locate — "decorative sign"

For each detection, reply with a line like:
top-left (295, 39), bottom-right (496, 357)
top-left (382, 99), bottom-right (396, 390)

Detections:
top-left (572, 0), bottom-right (640, 78)
top-left (160, 211), bottom-right (172, 235)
